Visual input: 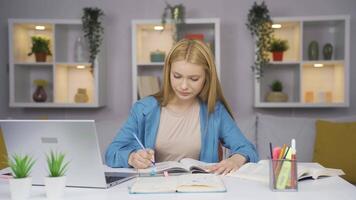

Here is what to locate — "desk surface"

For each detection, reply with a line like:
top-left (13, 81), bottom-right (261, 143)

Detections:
top-left (0, 175), bottom-right (355, 200)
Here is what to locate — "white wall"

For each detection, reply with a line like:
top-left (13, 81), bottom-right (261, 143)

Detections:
top-left (1, 0), bottom-right (356, 153)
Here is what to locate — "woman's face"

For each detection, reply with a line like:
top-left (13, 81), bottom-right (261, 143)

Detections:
top-left (170, 60), bottom-right (206, 102)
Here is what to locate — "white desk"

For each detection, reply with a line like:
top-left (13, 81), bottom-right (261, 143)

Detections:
top-left (0, 175), bottom-right (355, 200)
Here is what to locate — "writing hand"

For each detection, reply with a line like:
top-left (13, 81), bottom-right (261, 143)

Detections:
top-left (128, 149), bottom-right (155, 169)
top-left (206, 154), bottom-right (247, 175)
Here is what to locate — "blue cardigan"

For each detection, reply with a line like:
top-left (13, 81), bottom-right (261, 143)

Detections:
top-left (105, 96), bottom-right (259, 168)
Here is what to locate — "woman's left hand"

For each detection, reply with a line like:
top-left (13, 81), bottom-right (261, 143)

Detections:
top-left (206, 154), bottom-right (247, 175)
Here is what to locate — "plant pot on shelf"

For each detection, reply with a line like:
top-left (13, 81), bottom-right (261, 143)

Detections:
top-left (35, 52), bottom-right (48, 62)
top-left (44, 176), bottom-right (66, 199)
top-left (266, 92), bottom-right (288, 102)
top-left (272, 51), bottom-right (284, 61)
top-left (9, 177), bottom-right (32, 200)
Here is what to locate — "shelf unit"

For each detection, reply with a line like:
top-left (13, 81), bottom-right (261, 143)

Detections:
top-left (254, 15), bottom-right (350, 108)
top-left (8, 19), bottom-right (106, 108)
top-left (131, 18), bottom-right (220, 103)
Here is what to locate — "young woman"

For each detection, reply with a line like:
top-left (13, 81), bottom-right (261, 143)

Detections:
top-left (105, 39), bottom-right (258, 175)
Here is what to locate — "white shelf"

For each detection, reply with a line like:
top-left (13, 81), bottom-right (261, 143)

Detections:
top-left (132, 18), bottom-right (221, 103)
top-left (254, 15), bottom-right (350, 108)
top-left (8, 19), bottom-right (106, 108)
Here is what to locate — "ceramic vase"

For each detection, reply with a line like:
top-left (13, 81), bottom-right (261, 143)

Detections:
top-left (9, 177), bottom-right (32, 200)
top-left (35, 52), bottom-right (47, 62)
top-left (308, 41), bottom-right (319, 60)
top-left (266, 92), bottom-right (288, 102)
top-left (33, 86), bottom-right (47, 102)
top-left (44, 176), bottom-right (66, 199)
top-left (323, 43), bottom-right (333, 60)
top-left (272, 52), bottom-right (284, 61)
top-left (74, 88), bottom-right (89, 103)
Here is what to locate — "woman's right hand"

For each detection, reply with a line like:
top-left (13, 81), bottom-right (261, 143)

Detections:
top-left (128, 149), bottom-right (155, 169)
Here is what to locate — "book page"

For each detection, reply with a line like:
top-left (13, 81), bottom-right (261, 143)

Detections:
top-left (130, 176), bottom-right (178, 193)
top-left (138, 161), bottom-right (189, 174)
top-left (297, 163), bottom-right (345, 180)
top-left (176, 174), bottom-right (226, 192)
top-left (179, 158), bottom-right (215, 173)
top-left (227, 160), bottom-right (269, 183)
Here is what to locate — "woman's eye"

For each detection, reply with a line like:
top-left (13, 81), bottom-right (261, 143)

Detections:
top-left (174, 74), bottom-right (181, 79)
top-left (191, 78), bottom-right (199, 81)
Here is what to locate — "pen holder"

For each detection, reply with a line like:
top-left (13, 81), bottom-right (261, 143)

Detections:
top-left (269, 159), bottom-right (298, 192)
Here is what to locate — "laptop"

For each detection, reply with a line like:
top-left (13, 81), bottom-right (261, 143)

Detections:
top-left (0, 120), bottom-right (136, 188)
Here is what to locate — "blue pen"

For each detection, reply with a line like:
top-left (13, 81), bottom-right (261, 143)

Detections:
top-left (131, 133), bottom-right (156, 167)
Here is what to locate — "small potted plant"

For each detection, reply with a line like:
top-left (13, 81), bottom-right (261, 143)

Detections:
top-left (8, 154), bottom-right (36, 200)
top-left (266, 80), bottom-right (288, 102)
top-left (161, 2), bottom-right (185, 41)
top-left (269, 38), bottom-right (289, 61)
top-left (44, 150), bottom-right (69, 199)
top-left (28, 36), bottom-right (52, 62)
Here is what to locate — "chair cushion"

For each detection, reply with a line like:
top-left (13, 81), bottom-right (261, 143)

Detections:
top-left (256, 114), bottom-right (316, 162)
top-left (313, 120), bottom-right (356, 184)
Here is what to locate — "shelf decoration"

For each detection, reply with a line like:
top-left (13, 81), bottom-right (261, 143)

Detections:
top-left (308, 40), bottom-right (319, 60)
top-left (265, 80), bottom-right (288, 102)
top-left (268, 37), bottom-right (289, 61)
top-left (33, 79), bottom-right (48, 102)
top-left (74, 88), bottom-right (89, 103)
top-left (82, 7), bottom-right (104, 65)
top-left (246, 1), bottom-right (274, 78)
top-left (161, 2), bottom-right (185, 42)
top-left (28, 36), bottom-right (52, 62)
top-left (150, 50), bottom-right (165, 62)
top-left (323, 43), bottom-right (333, 60)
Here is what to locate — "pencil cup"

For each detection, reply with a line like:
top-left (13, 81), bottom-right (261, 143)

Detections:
top-left (269, 159), bottom-right (298, 191)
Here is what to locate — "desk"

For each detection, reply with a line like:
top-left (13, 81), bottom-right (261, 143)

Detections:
top-left (0, 175), bottom-right (355, 200)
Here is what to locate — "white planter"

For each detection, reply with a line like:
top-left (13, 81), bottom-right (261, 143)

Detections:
top-left (9, 177), bottom-right (32, 200)
top-left (44, 176), bottom-right (66, 199)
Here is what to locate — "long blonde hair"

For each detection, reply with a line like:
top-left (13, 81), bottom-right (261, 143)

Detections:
top-left (154, 39), bottom-right (234, 117)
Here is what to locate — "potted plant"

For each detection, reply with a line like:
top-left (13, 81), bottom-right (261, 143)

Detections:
top-left (28, 36), bottom-right (52, 62)
top-left (44, 150), bottom-right (69, 199)
top-left (8, 154), bottom-right (36, 200)
top-left (246, 1), bottom-right (273, 78)
top-left (269, 38), bottom-right (289, 61)
top-left (161, 3), bottom-right (185, 41)
top-left (82, 7), bottom-right (104, 65)
top-left (266, 80), bottom-right (288, 102)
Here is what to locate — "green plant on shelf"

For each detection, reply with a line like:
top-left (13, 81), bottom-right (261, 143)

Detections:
top-left (8, 154), bottom-right (36, 178)
top-left (270, 80), bottom-right (283, 92)
top-left (28, 36), bottom-right (52, 56)
top-left (46, 150), bottom-right (69, 177)
top-left (33, 79), bottom-right (48, 87)
top-left (269, 38), bottom-right (289, 52)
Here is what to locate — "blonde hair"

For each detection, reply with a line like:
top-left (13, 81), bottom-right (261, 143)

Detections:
top-left (154, 39), bottom-right (234, 117)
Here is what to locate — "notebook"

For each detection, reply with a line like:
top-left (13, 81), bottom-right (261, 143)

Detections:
top-left (0, 120), bottom-right (136, 188)
top-left (130, 174), bottom-right (226, 194)
top-left (138, 158), bottom-right (215, 174)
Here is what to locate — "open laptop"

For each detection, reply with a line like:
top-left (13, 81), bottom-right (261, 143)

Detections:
top-left (0, 120), bottom-right (136, 188)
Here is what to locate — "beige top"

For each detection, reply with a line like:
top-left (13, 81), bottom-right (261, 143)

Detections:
top-left (155, 101), bottom-right (201, 162)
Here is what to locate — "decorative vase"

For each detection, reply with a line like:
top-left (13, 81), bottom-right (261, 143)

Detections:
top-left (308, 41), bottom-right (319, 60)
top-left (74, 36), bottom-right (86, 62)
top-left (9, 177), bottom-right (32, 200)
top-left (74, 88), bottom-right (89, 103)
top-left (272, 52), bottom-right (284, 61)
top-left (35, 52), bottom-right (47, 62)
top-left (33, 85), bottom-right (47, 102)
top-left (266, 92), bottom-right (288, 102)
top-left (323, 43), bottom-right (333, 60)
top-left (44, 176), bottom-right (66, 199)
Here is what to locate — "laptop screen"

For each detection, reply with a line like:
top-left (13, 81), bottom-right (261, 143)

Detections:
top-left (0, 120), bottom-right (119, 188)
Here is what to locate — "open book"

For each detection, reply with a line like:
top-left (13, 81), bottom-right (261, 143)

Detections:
top-left (138, 158), bottom-right (215, 174)
top-left (129, 174), bottom-right (226, 194)
top-left (228, 160), bottom-right (345, 183)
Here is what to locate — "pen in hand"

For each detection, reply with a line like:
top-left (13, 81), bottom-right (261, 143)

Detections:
top-left (131, 133), bottom-right (156, 166)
